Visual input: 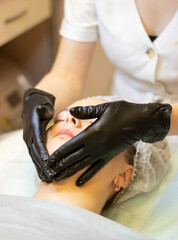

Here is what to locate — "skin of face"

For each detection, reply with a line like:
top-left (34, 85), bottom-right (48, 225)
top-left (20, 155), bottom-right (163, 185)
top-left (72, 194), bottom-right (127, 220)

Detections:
top-left (46, 98), bottom-right (133, 187)
top-left (34, 98), bottom-right (134, 213)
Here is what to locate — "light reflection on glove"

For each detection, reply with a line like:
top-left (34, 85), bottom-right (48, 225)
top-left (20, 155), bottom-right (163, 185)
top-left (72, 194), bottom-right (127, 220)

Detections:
top-left (22, 88), bottom-right (56, 183)
top-left (50, 101), bottom-right (172, 186)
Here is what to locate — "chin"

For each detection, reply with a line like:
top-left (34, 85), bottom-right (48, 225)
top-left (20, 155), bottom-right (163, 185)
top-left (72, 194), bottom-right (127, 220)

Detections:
top-left (46, 137), bottom-right (70, 156)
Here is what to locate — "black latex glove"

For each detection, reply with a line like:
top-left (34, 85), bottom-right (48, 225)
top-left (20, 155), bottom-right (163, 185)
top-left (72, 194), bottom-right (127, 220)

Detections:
top-left (22, 88), bottom-right (56, 182)
top-left (50, 101), bottom-right (172, 186)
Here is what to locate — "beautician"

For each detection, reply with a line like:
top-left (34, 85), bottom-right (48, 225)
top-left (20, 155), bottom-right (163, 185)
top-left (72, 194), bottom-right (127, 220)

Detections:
top-left (22, 0), bottom-right (178, 184)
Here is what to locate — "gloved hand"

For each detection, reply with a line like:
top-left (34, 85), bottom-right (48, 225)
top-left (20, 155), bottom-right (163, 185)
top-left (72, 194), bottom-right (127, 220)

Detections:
top-left (22, 88), bottom-right (56, 182)
top-left (50, 101), bottom-right (172, 186)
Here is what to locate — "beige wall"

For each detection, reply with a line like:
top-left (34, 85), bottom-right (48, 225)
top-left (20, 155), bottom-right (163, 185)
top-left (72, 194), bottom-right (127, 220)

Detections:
top-left (1, 20), bottom-right (53, 85)
top-left (82, 41), bottom-right (114, 97)
top-left (1, 0), bottom-right (114, 96)
top-left (52, 0), bottom-right (114, 98)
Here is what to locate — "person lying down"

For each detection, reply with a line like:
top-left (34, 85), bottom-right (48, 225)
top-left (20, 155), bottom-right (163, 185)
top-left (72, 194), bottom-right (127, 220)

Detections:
top-left (34, 96), bottom-right (170, 214)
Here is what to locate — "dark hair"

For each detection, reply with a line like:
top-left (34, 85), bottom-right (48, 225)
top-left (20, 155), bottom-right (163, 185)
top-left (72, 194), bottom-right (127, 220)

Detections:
top-left (102, 145), bottom-right (136, 211)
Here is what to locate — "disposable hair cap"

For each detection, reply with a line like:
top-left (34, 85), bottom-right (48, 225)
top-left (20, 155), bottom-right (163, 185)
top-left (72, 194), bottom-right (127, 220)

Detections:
top-left (88, 95), bottom-right (170, 203)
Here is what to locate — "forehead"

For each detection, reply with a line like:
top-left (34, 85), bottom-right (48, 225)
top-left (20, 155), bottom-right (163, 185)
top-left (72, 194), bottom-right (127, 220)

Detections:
top-left (69, 98), bottom-right (105, 108)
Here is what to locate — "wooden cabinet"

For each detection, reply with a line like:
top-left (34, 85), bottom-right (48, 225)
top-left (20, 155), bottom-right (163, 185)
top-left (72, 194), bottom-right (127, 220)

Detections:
top-left (0, 0), bottom-right (53, 133)
top-left (0, 0), bottom-right (51, 47)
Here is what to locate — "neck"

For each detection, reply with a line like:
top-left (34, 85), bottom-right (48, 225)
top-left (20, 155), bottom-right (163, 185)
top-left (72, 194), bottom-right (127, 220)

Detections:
top-left (34, 180), bottom-right (111, 214)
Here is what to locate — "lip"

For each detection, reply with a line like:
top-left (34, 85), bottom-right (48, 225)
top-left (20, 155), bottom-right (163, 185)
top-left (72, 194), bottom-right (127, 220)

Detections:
top-left (55, 128), bottom-right (75, 138)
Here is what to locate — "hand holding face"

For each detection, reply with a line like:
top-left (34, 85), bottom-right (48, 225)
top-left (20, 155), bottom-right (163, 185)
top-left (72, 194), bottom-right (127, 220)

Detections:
top-left (22, 88), bottom-right (56, 183)
top-left (50, 100), bottom-right (172, 186)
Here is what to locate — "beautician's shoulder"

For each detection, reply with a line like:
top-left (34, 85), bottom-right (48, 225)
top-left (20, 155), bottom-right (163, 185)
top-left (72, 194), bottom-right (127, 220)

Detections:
top-left (60, 0), bottom-right (98, 42)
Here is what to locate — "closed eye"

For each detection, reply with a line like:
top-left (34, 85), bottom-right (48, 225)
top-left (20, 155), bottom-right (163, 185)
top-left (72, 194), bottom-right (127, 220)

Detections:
top-left (89, 121), bottom-right (95, 124)
top-left (55, 119), bottom-right (65, 124)
top-left (88, 118), bottom-right (97, 124)
top-left (55, 109), bottom-right (69, 123)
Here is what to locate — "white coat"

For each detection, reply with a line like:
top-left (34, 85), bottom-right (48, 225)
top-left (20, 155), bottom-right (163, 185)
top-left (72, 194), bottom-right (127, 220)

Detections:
top-left (60, 0), bottom-right (178, 103)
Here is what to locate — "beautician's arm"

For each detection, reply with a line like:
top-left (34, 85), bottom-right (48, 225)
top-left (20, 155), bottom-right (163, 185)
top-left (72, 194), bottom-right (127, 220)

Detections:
top-left (21, 37), bottom-right (96, 182)
top-left (169, 103), bottom-right (178, 135)
top-left (36, 38), bottom-right (96, 111)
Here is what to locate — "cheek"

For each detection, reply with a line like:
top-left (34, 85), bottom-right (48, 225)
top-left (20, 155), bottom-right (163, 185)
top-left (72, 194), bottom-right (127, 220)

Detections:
top-left (50, 124), bottom-right (61, 138)
top-left (100, 155), bottom-right (126, 179)
top-left (45, 125), bottom-right (64, 155)
top-left (81, 119), bottom-right (96, 130)
top-left (46, 137), bottom-right (69, 156)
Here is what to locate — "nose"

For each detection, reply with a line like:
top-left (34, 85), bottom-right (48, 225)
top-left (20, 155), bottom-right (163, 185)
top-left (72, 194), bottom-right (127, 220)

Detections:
top-left (64, 112), bottom-right (81, 127)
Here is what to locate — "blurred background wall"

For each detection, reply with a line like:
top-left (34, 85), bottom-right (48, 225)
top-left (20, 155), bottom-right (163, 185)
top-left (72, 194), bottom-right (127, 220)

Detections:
top-left (0, 0), bottom-right (113, 133)
top-left (52, 0), bottom-right (114, 98)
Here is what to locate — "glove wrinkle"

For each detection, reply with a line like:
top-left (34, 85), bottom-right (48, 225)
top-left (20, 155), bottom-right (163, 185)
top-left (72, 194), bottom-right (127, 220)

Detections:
top-left (51, 100), bottom-right (172, 185)
top-left (22, 88), bottom-right (56, 182)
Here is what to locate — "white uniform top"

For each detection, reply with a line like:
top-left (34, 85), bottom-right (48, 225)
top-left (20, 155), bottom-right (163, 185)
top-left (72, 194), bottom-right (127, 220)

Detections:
top-left (60, 0), bottom-right (178, 103)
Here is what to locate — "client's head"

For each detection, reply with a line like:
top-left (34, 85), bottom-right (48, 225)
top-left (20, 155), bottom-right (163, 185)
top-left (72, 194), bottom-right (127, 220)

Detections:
top-left (40, 96), bottom-right (169, 214)
top-left (45, 97), bottom-right (135, 211)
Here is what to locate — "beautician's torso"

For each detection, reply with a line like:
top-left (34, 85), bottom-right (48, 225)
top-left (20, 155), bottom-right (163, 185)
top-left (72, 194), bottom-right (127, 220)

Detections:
top-left (135, 0), bottom-right (178, 36)
top-left (93, 0), bottom-right (178, 103)
top-left (38, 0), bottom-right (178, 109)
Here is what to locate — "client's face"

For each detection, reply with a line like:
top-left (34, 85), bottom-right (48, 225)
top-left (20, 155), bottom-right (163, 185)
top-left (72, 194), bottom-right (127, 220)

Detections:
top-left (45, 98), bottom-right (133, 192)
top-left (46, 98), bottom-right (104, 156)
